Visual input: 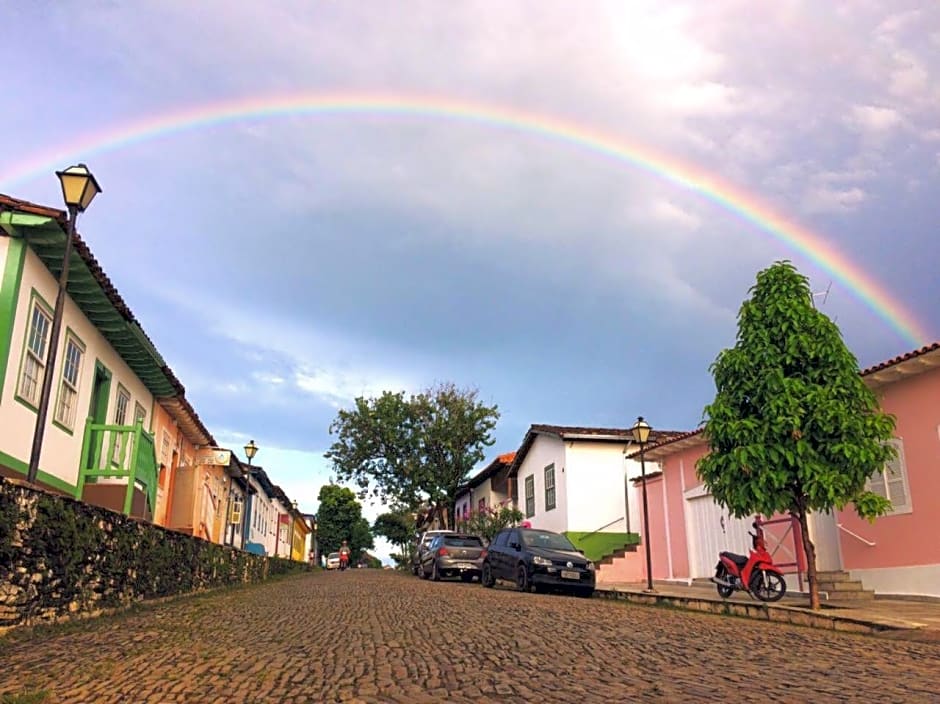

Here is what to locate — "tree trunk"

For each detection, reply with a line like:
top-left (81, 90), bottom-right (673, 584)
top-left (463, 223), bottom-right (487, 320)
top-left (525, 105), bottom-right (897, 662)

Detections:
top-left (795, 505), bottom-right (820, 610)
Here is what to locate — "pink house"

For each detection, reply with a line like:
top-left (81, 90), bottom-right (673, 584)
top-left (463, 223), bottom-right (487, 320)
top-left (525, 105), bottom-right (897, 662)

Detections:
top-left (636, 342), bottom-right (940, 598)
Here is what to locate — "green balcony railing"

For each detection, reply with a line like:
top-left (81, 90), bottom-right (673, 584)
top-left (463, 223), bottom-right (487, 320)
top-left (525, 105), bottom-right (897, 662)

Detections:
top-left (75, 418), bottom-right (159, 517)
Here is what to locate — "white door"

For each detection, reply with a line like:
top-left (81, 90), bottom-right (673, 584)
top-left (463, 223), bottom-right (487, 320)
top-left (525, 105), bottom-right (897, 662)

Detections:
top-left (687, 494), bottom-right (754, 578)
top-left (808, 510), bottom-right (842, 571)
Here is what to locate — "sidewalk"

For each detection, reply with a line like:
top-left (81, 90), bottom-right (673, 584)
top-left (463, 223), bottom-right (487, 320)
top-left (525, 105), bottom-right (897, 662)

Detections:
top-left (595, 580), bottom-right (940, 641)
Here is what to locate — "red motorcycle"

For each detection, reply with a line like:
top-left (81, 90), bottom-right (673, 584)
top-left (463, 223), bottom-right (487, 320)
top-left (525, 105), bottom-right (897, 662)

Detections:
top-left (711, 522), bottom-right (786, 602)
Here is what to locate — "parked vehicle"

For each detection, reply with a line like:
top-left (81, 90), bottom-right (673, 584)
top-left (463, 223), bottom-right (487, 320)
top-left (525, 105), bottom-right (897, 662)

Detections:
top-left (326, 552), bottom-right (341, 570)
top-left (412, 529), bottom-right (451, 575)
top-left (481, 527), bottom-right (595, 597)
top-left (418, 533), bottom-right (486, 582)
top-left (711, 522), bottom-right (786, 602)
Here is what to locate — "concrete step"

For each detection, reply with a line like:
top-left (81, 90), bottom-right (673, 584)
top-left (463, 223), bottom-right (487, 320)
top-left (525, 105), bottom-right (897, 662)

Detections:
top-left (816, 571), bottom-right (853, 582)
top-left (817, 580), bottom-right (864, 592)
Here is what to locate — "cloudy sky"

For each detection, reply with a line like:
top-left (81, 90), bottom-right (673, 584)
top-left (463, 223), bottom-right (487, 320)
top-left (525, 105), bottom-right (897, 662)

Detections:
top-left (3, 1), bottom-right (938, 560)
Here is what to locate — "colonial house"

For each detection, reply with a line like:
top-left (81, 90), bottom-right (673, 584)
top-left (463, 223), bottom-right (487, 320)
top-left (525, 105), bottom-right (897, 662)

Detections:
top-left (150, 395), bottom-right (214, 528)
top-left (636, 342), bottom-right (940, 599)
top-left (506, 424), bottom-right (681, 583)
top-left (0, 194), bottom-right (204, 520)
top-left (165, 447), bottom-right (243, 543)
top-left (455, 451), bottom-right (517, 521)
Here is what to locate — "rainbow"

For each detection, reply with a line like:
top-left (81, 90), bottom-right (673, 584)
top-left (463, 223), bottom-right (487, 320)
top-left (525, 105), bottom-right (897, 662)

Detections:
top-left (0, 93), bottom-right (929, 345)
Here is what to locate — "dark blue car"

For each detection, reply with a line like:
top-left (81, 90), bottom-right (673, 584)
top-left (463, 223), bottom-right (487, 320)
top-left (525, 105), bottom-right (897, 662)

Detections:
top-left (481, 527), bottom-right (595, 597)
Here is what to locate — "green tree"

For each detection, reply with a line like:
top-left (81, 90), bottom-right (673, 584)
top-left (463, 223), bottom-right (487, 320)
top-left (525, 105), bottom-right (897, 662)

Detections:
top-left (697, 261), bottom-right (896, 609)
top-left (316, 484), bottom-right (373, 559)
top-left (326, 383), bottom-right (499, 529)
top-left (373, 510), bottom-right (416, 560)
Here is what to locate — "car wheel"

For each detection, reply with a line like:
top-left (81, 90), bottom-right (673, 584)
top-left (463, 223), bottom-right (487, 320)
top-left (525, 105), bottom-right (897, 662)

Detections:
top-left (431, 561), bottom-right (441, 581)
top-left (515, 563), bottom-right (530, 592)
top-left (481, 562), bottom-right (495, 588)
top-left (418, 563), bottom-right (428, 580)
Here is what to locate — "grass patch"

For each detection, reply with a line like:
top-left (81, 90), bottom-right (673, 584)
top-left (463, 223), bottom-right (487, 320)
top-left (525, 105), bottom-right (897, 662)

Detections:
top-left (564, 532), bottom-right (640, 562)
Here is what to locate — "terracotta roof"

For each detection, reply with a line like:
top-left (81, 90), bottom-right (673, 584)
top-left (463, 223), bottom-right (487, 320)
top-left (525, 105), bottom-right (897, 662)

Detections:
top-left (629, 428), bottom-right (707, 461)
top-left (0, 194), bottom-right (67, 221)
top-left (860, 342), bottom-right (940, 376)
top-left (459, 451), bottom-right (518, 493)
top-left (1, 192), bottom-right (215, 446)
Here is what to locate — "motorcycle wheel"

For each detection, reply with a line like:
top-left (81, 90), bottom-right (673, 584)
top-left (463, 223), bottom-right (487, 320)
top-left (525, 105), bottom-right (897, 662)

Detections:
top-left (750, 570), bottom-right (786, 602)
top-left (715, 564), bottom-right (734, 599)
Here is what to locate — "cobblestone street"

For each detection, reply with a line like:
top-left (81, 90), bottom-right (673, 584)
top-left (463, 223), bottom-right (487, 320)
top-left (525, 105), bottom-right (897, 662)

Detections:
top-left (1, 570), bottom-right (938, 703)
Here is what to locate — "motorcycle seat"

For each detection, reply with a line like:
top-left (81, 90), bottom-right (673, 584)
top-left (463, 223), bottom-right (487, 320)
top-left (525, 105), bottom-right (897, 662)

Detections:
top-left (720, 551), bottom-right (749, 567)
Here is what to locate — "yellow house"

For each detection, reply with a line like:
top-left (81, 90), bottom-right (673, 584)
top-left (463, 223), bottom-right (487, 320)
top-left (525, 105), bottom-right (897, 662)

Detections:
top-left (0, 193), bottom-right (207, 519)
top-left (291, 511), bottom-right (311, 562)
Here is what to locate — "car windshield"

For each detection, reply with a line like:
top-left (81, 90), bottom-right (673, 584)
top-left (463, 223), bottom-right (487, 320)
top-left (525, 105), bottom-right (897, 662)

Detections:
top-left (520, 530), bottom-right (577, 552)
top-left (328, 553), bottom-right (339, 559)
top-left (443, 535), bottom-right (483, 547)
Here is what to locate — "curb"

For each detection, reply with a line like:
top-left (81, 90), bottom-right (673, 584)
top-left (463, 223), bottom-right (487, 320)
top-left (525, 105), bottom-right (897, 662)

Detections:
top-left (594, 587), bottom-right (928, 636)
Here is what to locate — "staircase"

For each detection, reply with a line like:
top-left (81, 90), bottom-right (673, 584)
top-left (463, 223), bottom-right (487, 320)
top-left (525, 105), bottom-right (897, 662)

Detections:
top-left (595, 544), bottom-right (641, 584)
top-left (815, 571), bottom-right (874, 602)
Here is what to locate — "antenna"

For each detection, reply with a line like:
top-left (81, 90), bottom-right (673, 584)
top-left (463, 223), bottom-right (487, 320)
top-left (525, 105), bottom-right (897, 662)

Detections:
top-left (811, 281), bottom-right (832, 309)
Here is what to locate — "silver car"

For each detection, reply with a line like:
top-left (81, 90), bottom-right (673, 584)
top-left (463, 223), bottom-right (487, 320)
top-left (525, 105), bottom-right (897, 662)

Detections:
top-left (418, 533), bottom-right (486, 582)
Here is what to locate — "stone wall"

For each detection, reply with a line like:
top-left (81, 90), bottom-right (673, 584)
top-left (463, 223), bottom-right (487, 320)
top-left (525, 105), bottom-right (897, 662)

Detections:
top-left (0, 476), bottom-right (309, 631)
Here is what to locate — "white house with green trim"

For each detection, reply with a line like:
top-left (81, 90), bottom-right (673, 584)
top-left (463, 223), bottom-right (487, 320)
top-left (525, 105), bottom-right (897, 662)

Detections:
top-left (506, 424), bottom-right (683, 580)
top-left (0, 194), bottom-right (195, 519)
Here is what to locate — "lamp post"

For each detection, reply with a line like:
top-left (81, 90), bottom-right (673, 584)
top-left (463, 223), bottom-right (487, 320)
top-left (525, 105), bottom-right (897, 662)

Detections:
top-left (26, 165), bottom-right (101, 485)
top-left (631, 416), bottom-right (655, 593)
top-left (241, 440), bottom-right (259, 549)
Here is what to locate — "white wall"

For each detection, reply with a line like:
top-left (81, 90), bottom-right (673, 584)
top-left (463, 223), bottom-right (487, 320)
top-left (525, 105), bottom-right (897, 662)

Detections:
top-left (849, 564), bottom-right (940, 598)
top-left (516, 434), bottom-right (567, 533)
top-left (455, 493), bottom-right (471, 521)
top-left (0, 236), bottom-right (9, 281)
top-left (565, 442), bottom-right (637, 534)
top-left (0, 248), bottom-right (153, 487)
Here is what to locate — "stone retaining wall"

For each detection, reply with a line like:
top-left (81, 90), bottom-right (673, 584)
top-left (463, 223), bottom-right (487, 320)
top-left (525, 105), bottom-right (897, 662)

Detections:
top-left (0, 476), bottom-right (309, 632)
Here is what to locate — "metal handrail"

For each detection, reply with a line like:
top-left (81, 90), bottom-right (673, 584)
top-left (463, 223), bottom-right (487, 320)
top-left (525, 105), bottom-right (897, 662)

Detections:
top-left (582, 516), bottom-right (624, 540)
top-left (837, 523), bottom-right (876, 546)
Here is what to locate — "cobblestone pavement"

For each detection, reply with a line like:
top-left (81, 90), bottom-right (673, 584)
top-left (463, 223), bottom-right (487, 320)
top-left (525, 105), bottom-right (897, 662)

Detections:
top-left (1, 570), bottom-right (938, 703)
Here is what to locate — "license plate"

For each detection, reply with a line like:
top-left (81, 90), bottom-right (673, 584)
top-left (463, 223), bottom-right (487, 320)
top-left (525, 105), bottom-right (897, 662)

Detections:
top-left (561, 570), bottom-right (580, 580)
top-left (459, 563), bottom-right (475, 570)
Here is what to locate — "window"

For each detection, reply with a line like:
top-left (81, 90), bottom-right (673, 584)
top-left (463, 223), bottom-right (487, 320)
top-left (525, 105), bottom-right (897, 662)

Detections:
top-left (54, 334), bottom-right (85, 430)
top-left (524, 475), bottom-right (535, 518)
top-left (112, 386), bottom-right (131, 464)
top-left (160, 431), bottom-right (171, 465)
top-left (544, 463), bottom-right (556, 511)
top-left (18, 297), bottom-right (52, 407)
top-left (868, 440), bottom-right (912, 514)
top-left (478, 497), bottom-right (486, 512)
top-left (492, 531), bottom-right (507, 548)
top-left (134, 402), bottom-right (146, 427)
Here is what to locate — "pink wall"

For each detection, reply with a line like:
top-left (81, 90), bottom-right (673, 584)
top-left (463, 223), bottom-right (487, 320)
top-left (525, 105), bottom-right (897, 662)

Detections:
top-left (838, 367), bottom-right (940, 570)
top-left (641, 443), bottom-right (709, 581)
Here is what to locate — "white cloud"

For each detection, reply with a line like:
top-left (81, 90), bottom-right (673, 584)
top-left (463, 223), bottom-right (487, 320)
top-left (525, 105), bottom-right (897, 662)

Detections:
top-left (847, 105), bottom-right (903, 133)
top-left (803, 186), bottom-right (867, 214)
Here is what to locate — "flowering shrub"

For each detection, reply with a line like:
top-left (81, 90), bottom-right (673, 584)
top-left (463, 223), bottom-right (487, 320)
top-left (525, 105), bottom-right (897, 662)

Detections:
top-left (455, 503), bottom-right (524, 543)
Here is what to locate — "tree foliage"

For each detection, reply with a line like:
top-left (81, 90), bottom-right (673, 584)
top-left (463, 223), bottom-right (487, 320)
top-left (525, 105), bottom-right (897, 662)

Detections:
top-left (316, 484), bottom-right (373, 559)
top-left (456, 504), bottom-right (524, 543)
top-left (373, 510), bottom-right (416, 555)
top-left (326, 383), bottom-right (499, 528)
top-left (697, 261), bottom-right (896, 608)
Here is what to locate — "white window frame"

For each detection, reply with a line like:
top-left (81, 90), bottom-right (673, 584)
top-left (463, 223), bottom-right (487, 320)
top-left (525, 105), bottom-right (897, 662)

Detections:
top-left (111, 385), bottom-right (131, 465)
top-left (53, 332), bottom-right (85, 430)
top-left (134, 401), bottom-right (147, 428)
top-left (544, 463), bottom-right (556, 511)
top-left (867, 439), bottom-right (913, 516)
top-left (17, 294), bottom-right (53, 407)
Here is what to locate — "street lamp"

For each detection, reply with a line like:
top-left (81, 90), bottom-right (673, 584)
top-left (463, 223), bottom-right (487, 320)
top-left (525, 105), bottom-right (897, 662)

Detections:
top-left (26, 165), bottom-right (101, 484)
top-left (241, 440), bottom-right (259, 550)
top-left (244, 440), bottom-right (258, 466)
top-left (631, 416), bottom-right (655, 593)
